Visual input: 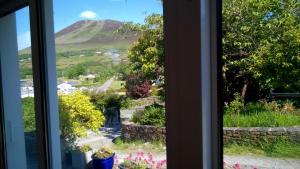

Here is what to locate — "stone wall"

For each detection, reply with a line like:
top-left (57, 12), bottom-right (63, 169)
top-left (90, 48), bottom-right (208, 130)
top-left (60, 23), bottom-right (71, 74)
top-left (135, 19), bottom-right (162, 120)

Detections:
top-left (122, 122), bottom-right (166, 142)
top-left (223, 126), bottom-right (300, 144)
top-left (122, 123), bottom-right (300, 144)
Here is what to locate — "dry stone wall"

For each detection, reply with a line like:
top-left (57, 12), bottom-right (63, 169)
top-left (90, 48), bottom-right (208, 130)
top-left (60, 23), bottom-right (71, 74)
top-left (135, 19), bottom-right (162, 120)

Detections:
top-left (223, 126), bottom-right (300, 144)
top-left (122, 123), bottom-right (300, 144)
top-left (122, 122), bottom-right (166, 142)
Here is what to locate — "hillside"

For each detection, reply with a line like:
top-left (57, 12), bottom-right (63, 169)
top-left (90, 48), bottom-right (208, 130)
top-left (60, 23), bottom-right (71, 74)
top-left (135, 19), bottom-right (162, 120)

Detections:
top-left (20, 19), bottom-right (139, 53)
top-left (19, 19), bottom-right (137, 79)
top-left (55, 20), bottom-right (138, 51)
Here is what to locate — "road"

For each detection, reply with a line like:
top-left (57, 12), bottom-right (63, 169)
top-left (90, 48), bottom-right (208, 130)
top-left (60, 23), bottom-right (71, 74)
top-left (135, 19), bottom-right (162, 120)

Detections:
top-left (95, 77), bottom-right (114, 93)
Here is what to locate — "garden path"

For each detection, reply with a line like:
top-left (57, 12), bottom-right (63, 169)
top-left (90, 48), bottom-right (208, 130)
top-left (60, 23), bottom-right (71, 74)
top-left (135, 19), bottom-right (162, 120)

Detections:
top-left (94, 77), bottom-right (114, 93)
top-left (224, 155), bottom-right (300, 169)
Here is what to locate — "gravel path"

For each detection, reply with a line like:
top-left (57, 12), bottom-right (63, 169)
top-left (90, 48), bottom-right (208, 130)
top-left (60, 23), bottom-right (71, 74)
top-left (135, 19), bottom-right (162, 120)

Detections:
top-left (224, 155), bottom-right (300, 169)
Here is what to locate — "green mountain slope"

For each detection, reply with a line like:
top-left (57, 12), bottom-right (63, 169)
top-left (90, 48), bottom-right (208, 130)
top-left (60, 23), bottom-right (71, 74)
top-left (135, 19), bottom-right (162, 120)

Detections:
top-left (55, 19), bottom-right (138, 51)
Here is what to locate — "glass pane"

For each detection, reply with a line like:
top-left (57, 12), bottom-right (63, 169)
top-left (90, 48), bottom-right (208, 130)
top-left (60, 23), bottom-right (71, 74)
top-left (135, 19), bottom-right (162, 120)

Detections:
top-left (16, 7), bottom-right (38, 169)
top-left (222, 1), bottom-right (300, 168)
top-left (53, 0), bottom-right (166, 168)
top-left (0, 6), bottom-right (38, 169)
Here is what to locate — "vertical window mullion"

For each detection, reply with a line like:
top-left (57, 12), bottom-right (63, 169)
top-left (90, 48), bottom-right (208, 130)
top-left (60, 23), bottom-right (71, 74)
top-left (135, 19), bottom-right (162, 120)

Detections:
top-left (29, 0), bottom-right (50, 168)
top-left (0, 67), bottom-right (7, 169)
top-left (164, 0), bottom-right (203, 168)
top-left (29, 0), bottom-right (61, 168)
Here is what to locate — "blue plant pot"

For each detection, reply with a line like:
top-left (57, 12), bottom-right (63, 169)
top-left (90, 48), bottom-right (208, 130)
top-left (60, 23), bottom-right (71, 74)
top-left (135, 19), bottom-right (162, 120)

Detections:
top-left (92, 153), bottom-right (115, 169)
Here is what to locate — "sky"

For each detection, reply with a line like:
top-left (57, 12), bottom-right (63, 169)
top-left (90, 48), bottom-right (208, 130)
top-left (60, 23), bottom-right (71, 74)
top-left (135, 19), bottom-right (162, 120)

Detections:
top-left (16, 0), bottom-right (163, 50)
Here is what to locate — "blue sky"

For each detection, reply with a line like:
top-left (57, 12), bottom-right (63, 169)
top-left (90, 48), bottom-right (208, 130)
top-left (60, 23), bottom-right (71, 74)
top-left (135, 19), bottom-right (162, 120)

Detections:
top-left (16, 0), bottom-right (163, 50)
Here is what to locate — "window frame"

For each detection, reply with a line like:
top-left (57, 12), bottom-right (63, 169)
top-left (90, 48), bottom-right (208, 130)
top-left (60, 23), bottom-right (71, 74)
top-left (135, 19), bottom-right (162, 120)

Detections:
top-left (0, 0), bottom-right (223, 168)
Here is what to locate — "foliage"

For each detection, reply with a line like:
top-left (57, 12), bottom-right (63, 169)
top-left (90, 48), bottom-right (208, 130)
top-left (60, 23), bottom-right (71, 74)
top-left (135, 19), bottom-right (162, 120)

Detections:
top-left (225, 93), bottom-right (245, 115)
top-left (132, 104), bottom-right (165, 127)
top-left (224, 100), bottom-right (300, 127)
top-left (222, 0), bottom-right (300, 102)
top-left (22, 97), bottom-right (35, 132)
top-left (66, 64), bottom-right (86, 79)
top-left (93, 147), bottom-right (114, 159)
top-left (281, 100), bottom-right (296, 113)
top-left (125, 74), bottom-right (151, 99)
top-left (59, 91), bottom-right (105, 147)
top-left (225, 99), bottom-right (298, 115)
top-left (224, 137), bottom-right (300, 159)
top-left (118, 152), bottom-right (166, 169)
top-left (88, 91), bottom-right (131, 111)
top-left (121, 14), bottom-right (165, 99)
top-left (78, 145), bottom-right (92, 153)
top-left (224, 111), bottom-right (300, 127)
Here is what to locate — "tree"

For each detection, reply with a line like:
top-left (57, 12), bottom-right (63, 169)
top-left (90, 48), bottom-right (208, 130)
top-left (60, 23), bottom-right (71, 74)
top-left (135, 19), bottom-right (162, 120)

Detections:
top-left (119, 14), bottom-right (165, 99)
top-left (127, 14), bottom-right (164, 80)
top-left (59, 91), bottom-right (105, 148)
top-left (66, 64), bottom-right (86, 79)
top-left (222, 0), bottom-right (300, 102)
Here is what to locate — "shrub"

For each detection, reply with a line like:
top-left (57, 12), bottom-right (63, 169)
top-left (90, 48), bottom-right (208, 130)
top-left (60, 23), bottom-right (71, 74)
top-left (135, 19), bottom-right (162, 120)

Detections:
top-left (125, 74), bottom-right (151, 99)
top-left (88, 91), bottom-right (131, 111)
top-left (22, 97), bottom-right (35, 132)
top-left (66, 64), bottom-right (86, 79)
top-left (132, 104), bottom-right (165, 127)
top-left (78, 145), bottom-right (92, 153)
top-left (93, 147), bottom-right (114, 159)
top-left (59, 91), bottom-right (105, 148)
top-left (225, 93), bottom-right (244, 115)
top-left (281, 100), bottom-right (295, 113)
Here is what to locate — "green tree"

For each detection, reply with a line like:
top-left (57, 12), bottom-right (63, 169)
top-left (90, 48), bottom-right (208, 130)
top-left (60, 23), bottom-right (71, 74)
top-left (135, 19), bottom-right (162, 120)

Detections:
top-left (59, 91), bottom-right (105, 148)
top-left (119, 14), bottom-right (165, 99)
top-left (222, 0), bottom-right (300, 102)
top-left (66, 64), bottom-right (86, 79)
top-left (127, 14), bottom-right (164, 81)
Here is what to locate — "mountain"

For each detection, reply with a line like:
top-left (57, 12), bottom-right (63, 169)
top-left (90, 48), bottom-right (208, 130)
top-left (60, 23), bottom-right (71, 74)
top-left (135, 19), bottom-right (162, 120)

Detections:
top-left (20, 19), bottom-right (139, 53)
top-left (55, 20), bottom-right (138, 48)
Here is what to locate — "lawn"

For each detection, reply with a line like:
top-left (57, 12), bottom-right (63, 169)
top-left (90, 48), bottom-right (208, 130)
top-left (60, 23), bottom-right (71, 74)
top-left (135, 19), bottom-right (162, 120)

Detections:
top-left (223, 111), bottom-right (300, 127)
top-left (109, 80), bottom-right (125, 91)
top-left (224, 139), bottom-right (300, 159)
top-left (113, 137), bottom-right (166, 154)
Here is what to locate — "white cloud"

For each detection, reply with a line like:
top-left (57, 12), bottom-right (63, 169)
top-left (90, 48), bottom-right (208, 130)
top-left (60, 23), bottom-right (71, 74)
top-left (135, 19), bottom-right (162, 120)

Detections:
top-left (80, 10), bottom-right (97, 19)
top-left (17, 31), bottom-right (31, 50)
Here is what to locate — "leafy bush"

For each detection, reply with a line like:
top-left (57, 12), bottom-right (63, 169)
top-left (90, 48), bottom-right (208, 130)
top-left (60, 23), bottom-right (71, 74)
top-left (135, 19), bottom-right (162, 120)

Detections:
top-left (59, 91), bottom-right (105, 147)
top-left (88, 91), bottom-right (131, 111)
top-left (132, 104), bottom-right (165, 127)
top-left (225, 93), bottom-right (244, 115)
top-left (22, 97), bottom-right (35, 132)
top-left (66, 64), bottom-right (86, 79)
top-left (125, 74), bottom-right (151, 99)
top-left (78, 145), bottom-right (92, 153)
top-left (93, 147), bottom-right (114, 159)
top-left (281, 100), bottom-right (295, 113)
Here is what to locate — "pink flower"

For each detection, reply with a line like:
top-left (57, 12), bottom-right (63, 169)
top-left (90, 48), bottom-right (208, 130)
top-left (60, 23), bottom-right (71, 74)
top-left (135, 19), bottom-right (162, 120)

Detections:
top-left (234, 163), bottom-right (241, 169)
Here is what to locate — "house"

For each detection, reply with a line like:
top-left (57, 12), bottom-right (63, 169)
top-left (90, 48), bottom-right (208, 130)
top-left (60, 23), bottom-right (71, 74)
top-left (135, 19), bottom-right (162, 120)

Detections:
top-left (57, 83), bottom-right (76, 94)
top-left (79, 74), bottom-right (96, 83)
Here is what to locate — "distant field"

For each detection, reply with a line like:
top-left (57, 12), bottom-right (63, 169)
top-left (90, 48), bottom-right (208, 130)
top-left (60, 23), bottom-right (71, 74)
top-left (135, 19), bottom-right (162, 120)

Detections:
top-left (109, 80), bottom-right (125, 91)
top-left (18, 47), bottom-right (129, 80)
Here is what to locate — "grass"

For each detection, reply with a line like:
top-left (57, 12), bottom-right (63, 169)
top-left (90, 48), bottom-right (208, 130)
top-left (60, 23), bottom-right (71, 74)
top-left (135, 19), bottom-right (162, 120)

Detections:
top-left (109, 80), bottom-right (125, 91)
top-left (224, 139), bottom-right (300, 159)
top-left (223, 111), bottom-right (300, 127)
top-left (112, 137), bottom-right (166, 154)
